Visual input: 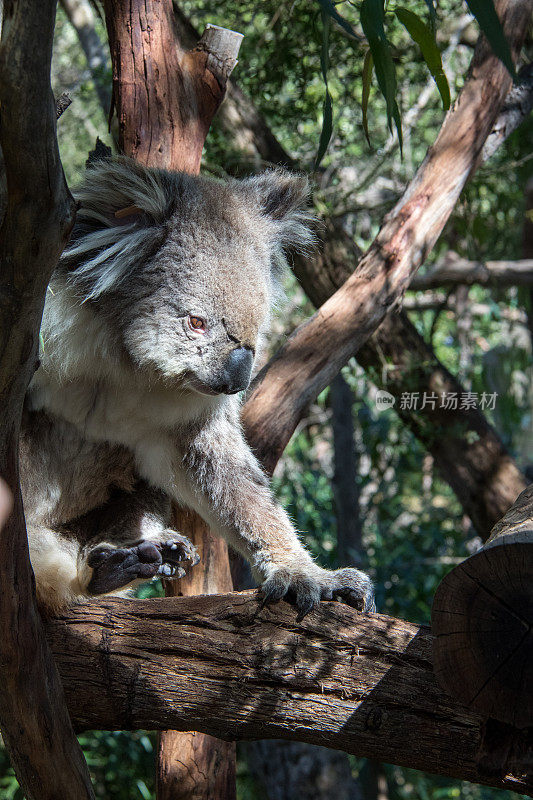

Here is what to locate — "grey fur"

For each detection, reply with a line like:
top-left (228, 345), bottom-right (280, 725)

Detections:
top-left (21, 157), bottom-right (374, 615)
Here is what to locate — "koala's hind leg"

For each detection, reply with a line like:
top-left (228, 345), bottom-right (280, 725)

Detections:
top-left (28, 525), bottom-right (88, 614)
top-left (72, 481), bottom-right (199, 597)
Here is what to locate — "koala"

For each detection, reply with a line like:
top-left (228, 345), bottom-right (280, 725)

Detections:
top-left (21, 156), bottom-right (374, 615)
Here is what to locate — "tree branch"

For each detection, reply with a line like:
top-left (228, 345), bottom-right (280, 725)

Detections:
top-left (241, 0), bottom-right (533, 476)
top-left (0, 1), bottom-right (94, 798)
top-left (43, 593), bottom-right (533, 797)
top-left (481, 61), bottom-right (533, 162)
top-left (410, 252), bottom-right (533, 290)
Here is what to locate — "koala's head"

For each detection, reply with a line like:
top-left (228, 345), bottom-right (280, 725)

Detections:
top-left (59, 157), bottom-right (313, 395)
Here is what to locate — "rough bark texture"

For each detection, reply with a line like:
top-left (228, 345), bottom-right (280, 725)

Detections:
top-left (0, 2), bottom-right (94, 798)
top-left (410, 253), bottom-right (533, 289)
top-left (432, 483), bottom-right (533, 729)
top-left (241, 0), bottom-right (533, 475)
top-left (44, 592), bottom-right (533, 796)
top-left (158, 511), bottom-right (236, 800)
top-left (104, 0), bottom-right (241, 173)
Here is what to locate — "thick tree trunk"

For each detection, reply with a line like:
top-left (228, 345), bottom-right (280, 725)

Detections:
top-left (44, 592), bottom-right (533, 796)
top-left (157, 511), bottom-right (236, 800)
top-left (432, 483), bottom-right (533, 729)
top-left (0, 2), bottom-right (94, 798)
top-left (242, 0), bottom-right (533, 475)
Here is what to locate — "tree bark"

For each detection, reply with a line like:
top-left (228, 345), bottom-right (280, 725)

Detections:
top-left (241, 0), bottom-right (533, 476)
top-left (104, 0), bottom-right (241, 173)
top-left (157, 511), bottom-right (236, 800)
top-left (0, 1), bottom-right (94, 798)
top-left (432, 483), bottom-right (533, 729)
top-left (43, 592), bottom-right (533, 796)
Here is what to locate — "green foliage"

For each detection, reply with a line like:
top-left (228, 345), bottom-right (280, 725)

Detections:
top-left (314, 0), bottom-right (513, 156)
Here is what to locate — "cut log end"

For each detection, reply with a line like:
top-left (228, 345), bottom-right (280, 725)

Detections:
top-left (196, 25), bottom-right (244, 85)
top-left (432, 541), bottom-right (533, 728)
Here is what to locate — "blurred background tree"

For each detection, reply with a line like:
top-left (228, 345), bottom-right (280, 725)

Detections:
top-left (1, 1), bottom-right (531, 798)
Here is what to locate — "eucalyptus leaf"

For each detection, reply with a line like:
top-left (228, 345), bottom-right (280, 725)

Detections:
top-left (315, 9), bottom-right (333, 168)
top-left (362, 48), bottom-right (374, 144)
top-left (360, 0), bottom-right (402, 152)
top-left (395, 7), bottom-right (450, 110)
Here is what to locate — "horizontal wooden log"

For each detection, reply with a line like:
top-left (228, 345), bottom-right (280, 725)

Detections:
top-left (433, 484), bottom-right (533, 728)
top-left (45, 592), bottom-right (532, 796)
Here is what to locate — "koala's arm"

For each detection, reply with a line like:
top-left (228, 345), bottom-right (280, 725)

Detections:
top-left (169, 409), bottom-right (374, 615)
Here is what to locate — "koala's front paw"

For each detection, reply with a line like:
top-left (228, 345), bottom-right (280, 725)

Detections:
top-left (261, 565), bottom-right (375, 618)
top-left (86, 534), bottom-right (199, 594)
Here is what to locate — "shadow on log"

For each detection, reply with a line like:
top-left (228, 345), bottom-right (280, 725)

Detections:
top-left (45, 592), bottom-right (532, 796)
top-left (432, 483), bottom-right (533, 729)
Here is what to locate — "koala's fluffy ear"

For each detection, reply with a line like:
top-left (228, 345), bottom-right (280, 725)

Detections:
top-left (61, 157), bottom-right (174, 299)
top-left (241, 169), bottom-right (314, 253)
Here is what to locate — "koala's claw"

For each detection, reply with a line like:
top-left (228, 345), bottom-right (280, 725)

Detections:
top-left (87, 535), bottom-right (199, 595)
top-left (261, 566), bottom-right (375, 619)
top-left (160, 536), bottom-right (200, 568)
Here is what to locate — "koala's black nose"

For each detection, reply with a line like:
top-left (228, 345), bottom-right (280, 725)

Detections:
top-left (215, 346), bottom-right (254, 394)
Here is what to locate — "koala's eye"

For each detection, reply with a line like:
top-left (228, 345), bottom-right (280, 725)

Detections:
top-left (188, 315), bottom-right (206, 333)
